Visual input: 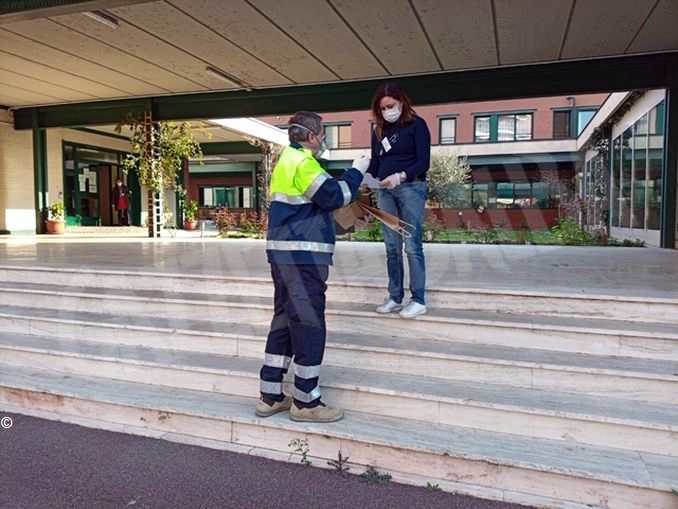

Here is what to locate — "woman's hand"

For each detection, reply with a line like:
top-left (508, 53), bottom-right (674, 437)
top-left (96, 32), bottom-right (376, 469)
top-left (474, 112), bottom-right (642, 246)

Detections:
top-left (380, 171), bottom-right (407, 190)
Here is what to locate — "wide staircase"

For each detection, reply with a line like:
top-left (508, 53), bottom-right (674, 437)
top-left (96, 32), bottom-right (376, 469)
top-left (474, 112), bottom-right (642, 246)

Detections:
top-left (0, 265), bottom-right (677, 509)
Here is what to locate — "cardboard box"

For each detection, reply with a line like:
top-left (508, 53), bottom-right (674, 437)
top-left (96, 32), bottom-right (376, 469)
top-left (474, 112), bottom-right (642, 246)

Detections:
top-left (334, 202), bottom-right (367, 231)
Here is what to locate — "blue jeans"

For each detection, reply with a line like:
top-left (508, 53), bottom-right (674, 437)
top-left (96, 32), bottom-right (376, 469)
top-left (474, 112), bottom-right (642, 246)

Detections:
top-left (377, 181), bottom-right (427, 305)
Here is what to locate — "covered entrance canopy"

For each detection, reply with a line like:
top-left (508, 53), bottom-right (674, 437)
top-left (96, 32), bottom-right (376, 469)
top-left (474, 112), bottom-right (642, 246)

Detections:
top-left (1, 0), bottom-right (677, 245)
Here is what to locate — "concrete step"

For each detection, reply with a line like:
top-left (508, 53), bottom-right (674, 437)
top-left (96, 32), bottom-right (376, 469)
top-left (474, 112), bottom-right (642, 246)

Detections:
top-left (2, 265), bottom-right (678, 324)
top-left (1, 331), bottom-right (676, 456)
top-left (1, 305), bottom-right (677, 404)
top-left (1, 363), bottom-right (676, 509)
top-left (0, 281), bottom-right (677, 361)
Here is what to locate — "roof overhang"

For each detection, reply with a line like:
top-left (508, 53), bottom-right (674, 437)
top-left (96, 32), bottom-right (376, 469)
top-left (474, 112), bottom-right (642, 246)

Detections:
top-left (13, 52), bottom-right (678, 130)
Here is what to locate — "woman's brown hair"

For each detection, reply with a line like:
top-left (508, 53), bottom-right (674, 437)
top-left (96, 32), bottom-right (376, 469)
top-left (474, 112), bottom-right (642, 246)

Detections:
top-left (371, 82), bottom-right (417, 139)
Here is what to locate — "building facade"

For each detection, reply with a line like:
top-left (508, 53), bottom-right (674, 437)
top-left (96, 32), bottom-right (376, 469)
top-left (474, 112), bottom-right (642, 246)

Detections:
top-left (579, 90), bottom-right (672, 247)
top-left (259, 93), bottom-right (608, 230)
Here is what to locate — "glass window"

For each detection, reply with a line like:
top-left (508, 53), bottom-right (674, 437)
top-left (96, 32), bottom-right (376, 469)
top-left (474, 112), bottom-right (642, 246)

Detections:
top-left (497, 115), bottom-right (515, 141)
top-left (214, 188), bottom-right (227, 207)
top-left (474, 117), bottom-right (491, 143)
top-left (576, 109), bottom-right (597, 135)
top-left (633, 115), bottom-right (648, 229)
top-left (439, 118), bottom-right (456, 144)
top-left (497, 113), bottom-right (532, 141)
top-left (496, 183), bottom-right (514, 208)
top-left (648, 101), bottom-right (665, 230)
top-left (553, 111), bottom-right (571, 139)
top-left (514, 183), bottom-right (533, 207)
top-left (75, 146), bottom-right (119, 164)
top-left (515, 114), bottom-right (532, 140)
top-left (472, 183), bottom-right (488, 208)
top-left (203, 188), bottom-right (214, 207)
top-left (611, 136), bottom-right (621, 227)
top-left (323, 124), bottom-right (351, 149)
top-left (620, 128), bottom-right (632, 228)
top-left (533, 182), bottom-right (551, 208)
top-left (201, 186), bottom-right (254, 208)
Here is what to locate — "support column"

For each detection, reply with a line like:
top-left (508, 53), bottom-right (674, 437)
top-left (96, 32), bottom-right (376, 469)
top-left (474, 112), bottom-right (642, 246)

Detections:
top-left (661, 85), bottom-right (678, 248)
top-left (32, 111), bottom-right (48, 234)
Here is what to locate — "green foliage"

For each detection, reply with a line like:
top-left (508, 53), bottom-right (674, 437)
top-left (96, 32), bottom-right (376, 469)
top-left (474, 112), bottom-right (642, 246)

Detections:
top-left (473, 226), bottom-right (500, 244)
top-left (427, 154), bottom-right (472, 207)
top-left (360, 466), bottom-right (392, 485)
top-left (288, 438), bottom-right (312, 466)
top-left (365, 218), bottom-right (383, 242)
top-left (426, 482), bottom-right (442, 492)
top-left (327, 451), bottom-right (351, 476)
top-left (551, 218), bottom-right (593, 246)
top-left (48, 201), bottom-right (65, 220)
top-left (118, 119), bottom-right (202, 193)
top-left (183, 199), bottom-right (198, 221)
top-left (424, 215), bottom-right (446, 241)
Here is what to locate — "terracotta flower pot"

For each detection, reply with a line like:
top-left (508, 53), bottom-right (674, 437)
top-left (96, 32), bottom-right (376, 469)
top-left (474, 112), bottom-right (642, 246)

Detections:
top-left (46, 219), bottom-right (65, 235)
top-left (184, 219), bottom-right (198, 231)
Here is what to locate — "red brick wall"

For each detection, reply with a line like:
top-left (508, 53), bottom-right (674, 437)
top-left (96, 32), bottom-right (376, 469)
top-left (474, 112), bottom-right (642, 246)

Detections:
top-left (429, 208), bottom-right (560, 230)
top-left (260, 94), bottom-right (609, 148)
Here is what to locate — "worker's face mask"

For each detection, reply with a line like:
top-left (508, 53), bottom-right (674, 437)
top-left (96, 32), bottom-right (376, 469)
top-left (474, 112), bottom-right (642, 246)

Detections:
top-left (382, 102), bottom-right (402, 124)
top-left (290, 123), bottom-right (328, 158)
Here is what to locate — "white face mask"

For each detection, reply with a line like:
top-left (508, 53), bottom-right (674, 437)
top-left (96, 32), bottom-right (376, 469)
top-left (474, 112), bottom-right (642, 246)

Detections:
top-left (382, 103), bottom-right (402, 124)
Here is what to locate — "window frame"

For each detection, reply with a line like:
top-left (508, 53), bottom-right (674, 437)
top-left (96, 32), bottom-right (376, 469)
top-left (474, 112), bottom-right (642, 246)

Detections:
top-left (322, 122), bottom-right (352, 149)
top-left (473, 111), bottom-right (534, 143)
top-left (438, 115), bottom-right (457, 145)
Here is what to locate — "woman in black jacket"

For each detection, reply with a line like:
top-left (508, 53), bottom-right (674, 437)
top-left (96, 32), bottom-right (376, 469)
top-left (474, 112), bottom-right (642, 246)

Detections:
top-left (367, 82), bottom-right (431, 319)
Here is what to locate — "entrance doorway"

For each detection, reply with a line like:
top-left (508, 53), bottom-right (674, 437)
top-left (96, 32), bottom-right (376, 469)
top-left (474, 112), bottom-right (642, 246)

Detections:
top-left (63, 142), bottom-right (140, 227)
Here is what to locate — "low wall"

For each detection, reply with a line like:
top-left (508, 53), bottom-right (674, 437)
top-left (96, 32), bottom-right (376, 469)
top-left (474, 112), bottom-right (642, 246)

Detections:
top-left (429, 208), bottom-right (559, 230)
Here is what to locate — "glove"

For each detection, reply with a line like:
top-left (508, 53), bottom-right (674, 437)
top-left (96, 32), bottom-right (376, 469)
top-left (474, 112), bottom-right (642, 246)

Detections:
top-left (380, 171), bottom-right (407, 190)
top-left (352, 156), bottom-right (371, 175)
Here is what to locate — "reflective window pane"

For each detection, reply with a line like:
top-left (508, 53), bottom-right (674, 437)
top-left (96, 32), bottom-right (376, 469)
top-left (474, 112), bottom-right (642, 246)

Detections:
top-left (576, 109), bottom-right (596, 135)
top-left (620, 128), bottom-right (632, 228)
top-left (324, 125), bottom-right (338, 149)
top-left (515, 114), bottom-right (532, 140)
top-left (338, 125), bottom-right (352, 148)
top-left (440, 118), bottom-right (456, 144)
top-left (472, 183), bottom-right (488, 207)
top-left (498, 115), bottom-right (515, 141)
top-left (474, 117), bottom-right (491, 142)
top-left (553, 111), bottom-right (571, 139)
top-left (496, 183), bottom-right (514, 208)
top-left (514, 182), bottom-right (533, 207)
top-left (633, 115), bottom-right (647, 229)
top-left (611, 136), bottom-right (621, 227)
top-left (648, 101), bottom-right (665, 230)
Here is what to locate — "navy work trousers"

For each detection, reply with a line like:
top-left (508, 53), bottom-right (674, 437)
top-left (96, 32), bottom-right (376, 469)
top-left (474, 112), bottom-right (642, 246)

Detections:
top-left (259, 263), bottom-right (328, 408)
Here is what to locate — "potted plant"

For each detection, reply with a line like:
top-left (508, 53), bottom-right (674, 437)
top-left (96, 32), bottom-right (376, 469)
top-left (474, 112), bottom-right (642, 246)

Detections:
top-left (46, 201), bottom-right (65, 234)
top-left (183, 199), bottom-right (199, 230)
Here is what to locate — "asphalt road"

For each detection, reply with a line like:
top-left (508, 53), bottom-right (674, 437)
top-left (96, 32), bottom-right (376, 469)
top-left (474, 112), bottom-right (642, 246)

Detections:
top-left (0, 412), bottom-right (533, 509)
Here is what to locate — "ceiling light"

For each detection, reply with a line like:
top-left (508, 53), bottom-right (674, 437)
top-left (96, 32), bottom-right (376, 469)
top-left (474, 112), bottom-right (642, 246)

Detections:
top-left (83, 10), bottom-right (119, 29)
top-left (205, 66), bottom-right (252, 91)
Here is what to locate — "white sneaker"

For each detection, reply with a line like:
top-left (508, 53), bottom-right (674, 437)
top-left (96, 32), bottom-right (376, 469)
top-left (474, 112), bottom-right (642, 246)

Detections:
top-left (376, 298), bottom-right (403, 314)
top-left (399, 302), bottom-right (427, 319)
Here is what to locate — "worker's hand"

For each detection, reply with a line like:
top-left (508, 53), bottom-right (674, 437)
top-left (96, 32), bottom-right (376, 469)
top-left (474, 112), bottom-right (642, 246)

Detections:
top-left (352, 156), bottom-right (371, 175)
top-left (380, 171), bottom-right (407, 190)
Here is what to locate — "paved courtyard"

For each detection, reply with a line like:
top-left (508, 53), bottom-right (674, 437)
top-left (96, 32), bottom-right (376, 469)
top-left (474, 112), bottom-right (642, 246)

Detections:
top-left (1, 237), bottom-right (677, 298)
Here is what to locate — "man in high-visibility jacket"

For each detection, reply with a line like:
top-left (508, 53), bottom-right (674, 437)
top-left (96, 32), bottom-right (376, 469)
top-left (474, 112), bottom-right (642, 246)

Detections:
top-left (256, 111), bottom-right (369, 423)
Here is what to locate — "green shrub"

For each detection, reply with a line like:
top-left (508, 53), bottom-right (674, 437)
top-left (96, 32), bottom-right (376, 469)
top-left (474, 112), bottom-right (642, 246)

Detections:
top-left (551, 218), bottom-right (592, 245)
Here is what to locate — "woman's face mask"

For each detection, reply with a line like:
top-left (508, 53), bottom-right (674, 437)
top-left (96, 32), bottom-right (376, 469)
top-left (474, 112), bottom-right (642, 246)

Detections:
top-left (381, 99), bottom-right (402, 124)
